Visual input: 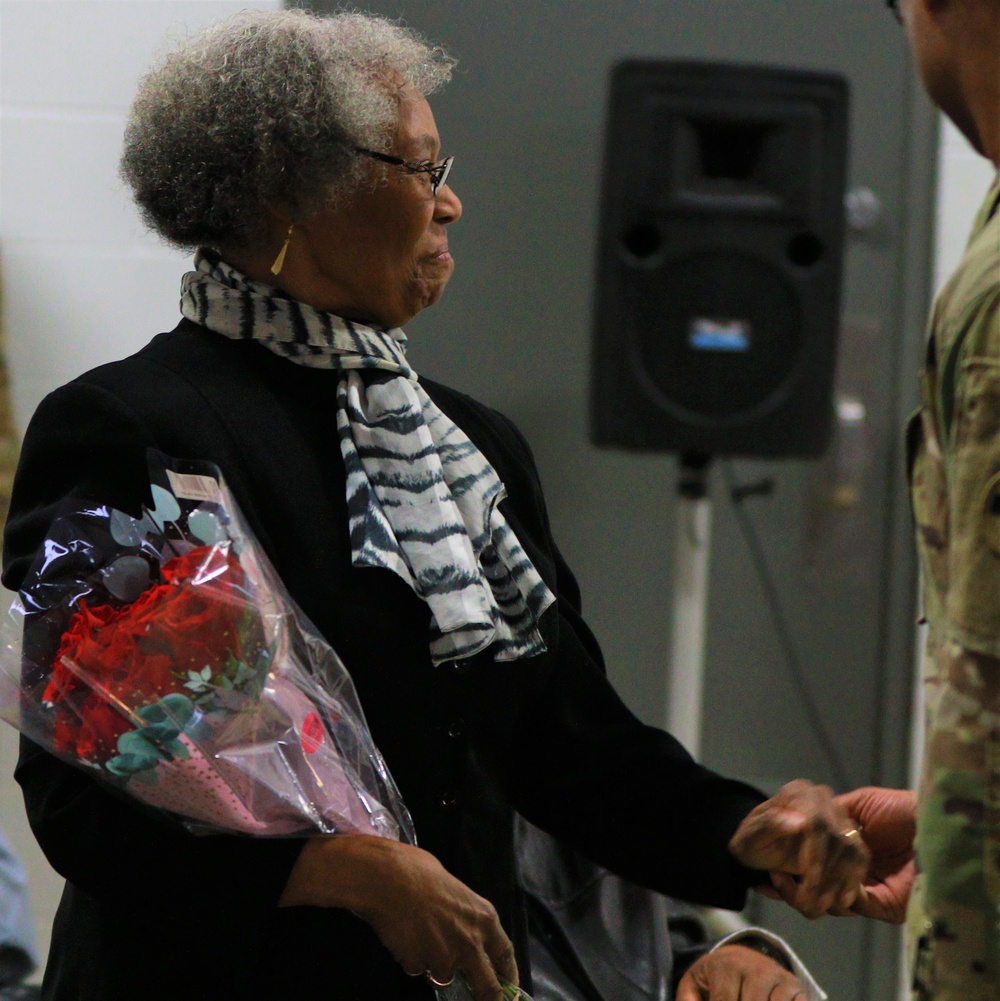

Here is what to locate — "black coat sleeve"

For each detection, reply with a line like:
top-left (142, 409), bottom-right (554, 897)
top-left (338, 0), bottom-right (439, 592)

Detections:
top-left (512, 572), bottom-right (764, 909)
top-left (3, 381), bottom-right (303, 914)
top-left (493, 414), bottom-right (765, 910)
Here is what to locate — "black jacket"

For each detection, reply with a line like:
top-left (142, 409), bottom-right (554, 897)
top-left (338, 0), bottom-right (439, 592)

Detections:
top-left (3, 321), bottom-right (764, 1000)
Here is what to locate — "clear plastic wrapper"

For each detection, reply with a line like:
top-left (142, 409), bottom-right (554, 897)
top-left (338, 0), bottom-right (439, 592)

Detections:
top-left (0, 451), bottom-right (415, 844)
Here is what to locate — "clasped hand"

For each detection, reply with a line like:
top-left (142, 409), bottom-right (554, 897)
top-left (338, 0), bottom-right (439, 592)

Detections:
top-left (729, 781), bottom-right (916, 923)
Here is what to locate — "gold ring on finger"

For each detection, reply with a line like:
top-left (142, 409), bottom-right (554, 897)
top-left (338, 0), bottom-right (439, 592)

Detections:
top-left (427, 972), bottom-right (456, 988)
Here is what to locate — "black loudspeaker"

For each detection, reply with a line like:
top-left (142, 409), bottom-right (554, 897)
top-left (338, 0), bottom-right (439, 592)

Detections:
top-left (590, 61), bottom-right (849, 458)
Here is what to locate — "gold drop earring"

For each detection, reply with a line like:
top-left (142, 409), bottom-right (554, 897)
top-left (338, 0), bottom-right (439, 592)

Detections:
top-left (270, 223), bottom-right (294, 276)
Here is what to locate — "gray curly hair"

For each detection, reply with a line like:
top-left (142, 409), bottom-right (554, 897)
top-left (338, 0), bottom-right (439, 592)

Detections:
top-left (119, 8), bottom-right (456, 251)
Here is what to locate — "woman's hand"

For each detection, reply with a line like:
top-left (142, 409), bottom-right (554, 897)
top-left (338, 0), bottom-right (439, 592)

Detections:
top-left (675, 944), bottom-right (808, 1001)
top-left (728, 780), bottom-right (870, 918)
top-left (279, 836), bottom-right (519, 1000)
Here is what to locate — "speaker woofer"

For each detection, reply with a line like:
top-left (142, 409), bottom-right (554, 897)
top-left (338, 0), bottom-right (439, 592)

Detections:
top-left (630, 250), bottom-right (804, 423)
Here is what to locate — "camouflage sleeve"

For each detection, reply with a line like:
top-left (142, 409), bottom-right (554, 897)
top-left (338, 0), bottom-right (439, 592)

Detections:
top-left (912, 643), bottom-right (1000, 998)
top-left (914, 289), bottom-right (1000, 999)
top-left (946, 291), bottom-right (1000, 657)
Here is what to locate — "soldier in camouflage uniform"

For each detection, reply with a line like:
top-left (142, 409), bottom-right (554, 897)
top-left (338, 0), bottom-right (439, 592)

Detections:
top-left (748, 6), bottom-right (998, 969)
top-left (895, 0), bottom-right (1000, 996)
top-left (908, 176), bottom-right (1000, 999)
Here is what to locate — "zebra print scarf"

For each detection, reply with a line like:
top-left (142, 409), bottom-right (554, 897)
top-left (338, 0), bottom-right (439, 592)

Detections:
top-left (180, 250), bottom-right (555, 665)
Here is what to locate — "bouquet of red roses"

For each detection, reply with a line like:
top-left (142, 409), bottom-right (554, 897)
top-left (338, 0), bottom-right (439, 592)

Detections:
top-left (0, 451), bottom-right (414, 843)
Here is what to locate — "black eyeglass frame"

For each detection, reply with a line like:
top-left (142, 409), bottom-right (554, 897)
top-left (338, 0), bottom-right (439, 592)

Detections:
top-left (886, 0), bottom-right (903, 24)
top-left (354, 147), bottom-right (454, 195)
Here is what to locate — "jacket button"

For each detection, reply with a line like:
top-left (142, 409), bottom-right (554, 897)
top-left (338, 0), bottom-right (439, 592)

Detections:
top-left (452, 659), bottom-right (470, 675)
top-left (447, 719), bottom-right (467, 739)
top-left (440, 790), bottom-right (459, 809)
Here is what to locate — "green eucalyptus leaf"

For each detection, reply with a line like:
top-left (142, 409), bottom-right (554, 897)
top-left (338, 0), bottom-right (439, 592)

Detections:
top-left (188, 508), bottom-right (226, 545)
top-left (106, 752), bottom-right (159, 776)
top-left (137, 703), bottom-right (167, 724)
top-left (138, 696), bottom-right (196, 728)
top-left (101, 555), bottom-right (151, 603)
top-left (148, 485), bottom-right (181, 530)
top-left (136, 513), bottom-right (159, 539)
top-left (140, 722), bottom-right (182, 743)
top-left (232, 662), bottom-right (254, 687)
top-left (117, 730), bottom-right (154, 755)
top-left (162, 737), bottom-right (190, 760)
top-left (156, 693), bottom-right (196, 726)
top-left (109, 510), bottom-right (143, 548)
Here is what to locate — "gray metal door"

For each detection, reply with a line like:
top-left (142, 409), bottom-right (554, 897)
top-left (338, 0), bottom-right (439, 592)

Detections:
top-left (297, 1), bottom-right (937, 996)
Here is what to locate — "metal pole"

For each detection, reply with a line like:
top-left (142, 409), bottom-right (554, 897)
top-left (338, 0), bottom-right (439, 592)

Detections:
top-left (666, 455), bottom-right (712, 758)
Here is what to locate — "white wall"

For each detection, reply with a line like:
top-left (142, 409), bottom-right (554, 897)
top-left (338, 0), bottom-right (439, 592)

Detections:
top-left (1, 0), bottom-right (276, 433)
top-left (933, 118), bottom-right (999, 294)
top-left (0, 0), bottom-right (278, 980)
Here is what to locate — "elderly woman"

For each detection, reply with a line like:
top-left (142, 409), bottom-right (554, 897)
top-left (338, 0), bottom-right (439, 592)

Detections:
top-left (3, 11), bottom-right (870, 1001)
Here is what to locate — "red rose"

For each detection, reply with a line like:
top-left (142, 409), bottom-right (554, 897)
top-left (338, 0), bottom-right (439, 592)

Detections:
top-left (72, 697), bottom-right (132, 762)
top-left (43, 601), bottom-right (118, 705)
top-left (47, 544), bottom-right (258, 762)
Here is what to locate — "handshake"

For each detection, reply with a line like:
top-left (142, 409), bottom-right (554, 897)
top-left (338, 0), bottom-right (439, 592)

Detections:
top-left (729, 782), bottom-right (916, 923)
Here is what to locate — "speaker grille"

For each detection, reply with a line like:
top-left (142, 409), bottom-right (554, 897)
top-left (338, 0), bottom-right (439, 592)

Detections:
top-left (629, 250), bottom-right (804, 423)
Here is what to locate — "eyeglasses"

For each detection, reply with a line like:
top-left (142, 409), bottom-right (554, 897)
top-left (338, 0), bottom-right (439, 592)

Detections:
top-left (354, 147), bottom-right (455, 195)
top-left (886, 0), bottom-right (903, 24)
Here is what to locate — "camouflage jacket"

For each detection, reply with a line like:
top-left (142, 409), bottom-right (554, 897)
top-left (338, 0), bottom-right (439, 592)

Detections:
top-left (908, 174), bottom-right (1000, 1000)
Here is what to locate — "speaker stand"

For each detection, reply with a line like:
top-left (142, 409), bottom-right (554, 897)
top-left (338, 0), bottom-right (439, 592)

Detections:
top-left (666, 453), bottom-right (712, 758)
